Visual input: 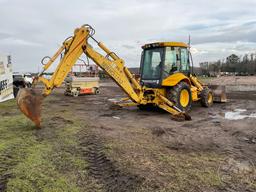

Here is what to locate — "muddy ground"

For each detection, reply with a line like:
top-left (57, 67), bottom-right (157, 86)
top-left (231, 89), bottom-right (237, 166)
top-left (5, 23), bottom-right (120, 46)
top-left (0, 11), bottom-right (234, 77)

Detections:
top-left (0, 80), bottom-right (256, 192)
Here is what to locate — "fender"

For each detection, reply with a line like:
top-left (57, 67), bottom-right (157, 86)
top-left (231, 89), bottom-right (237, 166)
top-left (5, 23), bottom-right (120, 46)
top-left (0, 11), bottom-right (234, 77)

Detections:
top-left (162, 72), bottom-right (191, 87)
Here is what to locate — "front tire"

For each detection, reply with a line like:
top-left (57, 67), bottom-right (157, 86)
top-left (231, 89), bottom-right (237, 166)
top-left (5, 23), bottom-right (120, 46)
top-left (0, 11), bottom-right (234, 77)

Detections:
top-left (200, 88), bottom-right (213, 107)
top-left (167, 81), bottom-right (192, 112)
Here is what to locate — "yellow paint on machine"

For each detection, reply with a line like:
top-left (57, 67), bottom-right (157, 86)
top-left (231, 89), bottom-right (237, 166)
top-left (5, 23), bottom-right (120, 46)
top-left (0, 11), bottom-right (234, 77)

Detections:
top-left (162, 72), bottom-right (191, 86)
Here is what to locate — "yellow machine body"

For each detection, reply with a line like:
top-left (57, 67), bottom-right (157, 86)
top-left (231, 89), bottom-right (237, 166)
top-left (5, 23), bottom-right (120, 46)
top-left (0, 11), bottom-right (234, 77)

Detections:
top-left (162, 72), bottom-right (191, 86)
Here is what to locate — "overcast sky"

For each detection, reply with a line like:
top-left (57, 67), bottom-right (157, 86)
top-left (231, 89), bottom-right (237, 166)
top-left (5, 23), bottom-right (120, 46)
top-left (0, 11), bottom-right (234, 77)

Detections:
top-left (0, 0), bottom-right (256, 72)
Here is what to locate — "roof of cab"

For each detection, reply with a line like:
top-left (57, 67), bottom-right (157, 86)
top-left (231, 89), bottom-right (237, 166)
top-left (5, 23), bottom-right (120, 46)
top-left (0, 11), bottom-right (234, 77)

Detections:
top-left (142, 42), bottom-right (188, 49)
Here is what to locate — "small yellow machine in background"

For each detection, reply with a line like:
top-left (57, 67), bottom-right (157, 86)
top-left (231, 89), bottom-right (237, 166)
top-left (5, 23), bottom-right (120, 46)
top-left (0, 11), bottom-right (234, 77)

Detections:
top-left (64, 76), bottom-right (100, 97)
top-left (64, 64), bottom-right (100, 97)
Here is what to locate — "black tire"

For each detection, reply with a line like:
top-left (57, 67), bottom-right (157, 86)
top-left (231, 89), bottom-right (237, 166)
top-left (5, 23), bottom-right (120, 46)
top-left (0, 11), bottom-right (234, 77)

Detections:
top-left (95, 88), bottom-right (100, 95)
top-left (72, 91), bottom-right (79, 97)
top-left (26, 83), bottom-right (32, 88)
top-left (64, 91), bottom-right (69, 96)
top-left (167, 81), bottom-right (192, 112)
top-left (13, 86), bottom-right (19, 98)
top-left (200, 88), bottom-right (213, 107)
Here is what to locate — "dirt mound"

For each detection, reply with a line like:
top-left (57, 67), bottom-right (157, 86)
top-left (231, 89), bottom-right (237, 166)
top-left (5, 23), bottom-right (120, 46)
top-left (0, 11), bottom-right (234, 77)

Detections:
top-left (207, 76), bottom-right (256, 85)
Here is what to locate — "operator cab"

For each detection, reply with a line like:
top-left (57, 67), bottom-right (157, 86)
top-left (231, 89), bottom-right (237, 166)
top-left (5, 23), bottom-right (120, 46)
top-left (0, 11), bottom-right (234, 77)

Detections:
top-left (140, 42), bottom-right (190, 88)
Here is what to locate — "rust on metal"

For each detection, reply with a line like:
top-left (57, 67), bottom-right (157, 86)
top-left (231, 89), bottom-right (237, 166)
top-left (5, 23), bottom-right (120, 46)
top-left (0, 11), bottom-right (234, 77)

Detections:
top-left (16, 88), bottom-right (43, 128)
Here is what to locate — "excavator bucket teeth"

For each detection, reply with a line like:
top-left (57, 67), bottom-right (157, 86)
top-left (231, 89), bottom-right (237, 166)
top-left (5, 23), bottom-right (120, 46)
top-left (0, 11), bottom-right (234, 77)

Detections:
top-left (16, 88), bottom-right (43, 128)
top-left (183, 113), bottom-right (192, 121)
top-left (208, 85), bottom-right (227, 103)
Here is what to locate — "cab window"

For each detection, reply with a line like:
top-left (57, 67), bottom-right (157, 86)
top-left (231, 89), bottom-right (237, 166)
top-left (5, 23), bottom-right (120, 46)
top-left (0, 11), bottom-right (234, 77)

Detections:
top-left (180, 48), bottom-right (189, 71)
top-left (163, 47), bottom-right (176, 78)
top-left (163, 47), bottom-right (181, 77)
top-left (142, 48), bottom-right (164, 79)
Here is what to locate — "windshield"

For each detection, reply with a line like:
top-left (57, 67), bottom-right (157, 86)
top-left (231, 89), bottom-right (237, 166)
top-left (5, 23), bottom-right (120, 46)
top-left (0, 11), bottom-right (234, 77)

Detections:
top-left (163, 47), bottom-right (190, 78)
top-left (141, 48), bottom-right (164, 79)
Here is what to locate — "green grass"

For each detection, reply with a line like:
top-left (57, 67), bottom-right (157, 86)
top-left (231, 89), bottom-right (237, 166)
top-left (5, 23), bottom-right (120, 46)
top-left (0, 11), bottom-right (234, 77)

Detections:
top-left (156, 152), bottom-right (222, 191)
top-left (0, 99), bottom-right (16, 109)
top-left (0, 99), bottom-right (98, 192)
top-left (7, 143), bottom-right (80, 192)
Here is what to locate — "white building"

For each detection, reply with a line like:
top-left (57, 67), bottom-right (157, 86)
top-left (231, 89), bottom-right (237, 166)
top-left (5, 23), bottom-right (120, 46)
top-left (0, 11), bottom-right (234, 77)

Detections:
top-left (0, 54), bottom-right (14, 102)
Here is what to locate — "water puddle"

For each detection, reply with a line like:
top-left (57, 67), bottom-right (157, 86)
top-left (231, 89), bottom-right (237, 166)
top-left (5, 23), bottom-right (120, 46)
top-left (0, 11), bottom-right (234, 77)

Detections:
top-left (224, 109), bottom-right (256, 120)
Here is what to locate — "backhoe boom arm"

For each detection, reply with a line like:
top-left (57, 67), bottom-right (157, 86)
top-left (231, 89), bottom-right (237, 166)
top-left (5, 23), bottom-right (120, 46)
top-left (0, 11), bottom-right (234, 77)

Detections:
top-left (36, 25), bottom-right (141, 103)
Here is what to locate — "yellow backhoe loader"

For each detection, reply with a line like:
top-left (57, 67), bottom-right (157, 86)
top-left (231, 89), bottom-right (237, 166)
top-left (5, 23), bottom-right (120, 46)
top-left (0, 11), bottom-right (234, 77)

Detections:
top-left (17, 24), bottom-right (226, 127)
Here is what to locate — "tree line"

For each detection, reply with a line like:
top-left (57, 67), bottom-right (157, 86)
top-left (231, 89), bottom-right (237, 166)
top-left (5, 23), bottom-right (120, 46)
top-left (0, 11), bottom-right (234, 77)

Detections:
top-left (199, 53), bottom-right (256, 76)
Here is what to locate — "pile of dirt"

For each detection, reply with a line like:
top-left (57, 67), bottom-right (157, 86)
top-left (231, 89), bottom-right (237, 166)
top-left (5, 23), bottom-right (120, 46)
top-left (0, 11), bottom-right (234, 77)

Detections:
top-left (207, 76), bottom-right (256, 85)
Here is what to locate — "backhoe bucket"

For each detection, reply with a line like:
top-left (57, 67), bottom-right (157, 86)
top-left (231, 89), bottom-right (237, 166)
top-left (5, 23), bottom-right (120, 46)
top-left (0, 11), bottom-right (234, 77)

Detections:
top-left (208, 85), bottom-right (227, 103)
top-left (171, 113), bottom-right (192, 121)
top-left (16, 88), bottom-right (43, 128)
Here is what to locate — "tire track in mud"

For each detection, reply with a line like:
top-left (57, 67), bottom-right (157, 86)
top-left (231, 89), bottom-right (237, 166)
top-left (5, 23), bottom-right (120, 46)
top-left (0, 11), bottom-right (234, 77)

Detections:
top-left (79, 132), bottom-right (143, 192)
top-left (0, 147), bottom-right (20, 192)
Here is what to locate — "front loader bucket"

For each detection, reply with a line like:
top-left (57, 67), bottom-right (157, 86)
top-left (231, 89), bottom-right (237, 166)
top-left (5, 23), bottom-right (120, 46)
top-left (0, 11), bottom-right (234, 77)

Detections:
top-left (16, 88), bottom-right (43, 128)
top-left (208, 85), bottom-right (227, 103)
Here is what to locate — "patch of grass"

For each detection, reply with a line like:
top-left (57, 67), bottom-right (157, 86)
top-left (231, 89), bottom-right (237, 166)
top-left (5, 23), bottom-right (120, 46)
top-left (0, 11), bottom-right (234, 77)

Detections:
top-left (158, 152), bottom-right (223, 191)
top-left (0, 99), bottom-right (16, 109)
top-left (0, 115), bottom-right (36, 155)
top-left (0, 105), bottom-right (97, 191)
top-left (7, 143), bottom-right (80, 192)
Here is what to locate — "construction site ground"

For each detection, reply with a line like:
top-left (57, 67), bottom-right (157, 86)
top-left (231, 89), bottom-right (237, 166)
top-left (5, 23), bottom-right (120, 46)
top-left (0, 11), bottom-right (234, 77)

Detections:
top-left (202, 76), bottom-right (256, 86)
top-left (0, 79), bottom-right (256, 192)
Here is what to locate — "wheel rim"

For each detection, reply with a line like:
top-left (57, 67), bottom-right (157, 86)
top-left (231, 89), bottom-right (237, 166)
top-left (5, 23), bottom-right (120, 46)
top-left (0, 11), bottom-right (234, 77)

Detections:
top-left (180, 89), bottom-right (189, 107)
top-left (208, 92), bottom-right (213, 104)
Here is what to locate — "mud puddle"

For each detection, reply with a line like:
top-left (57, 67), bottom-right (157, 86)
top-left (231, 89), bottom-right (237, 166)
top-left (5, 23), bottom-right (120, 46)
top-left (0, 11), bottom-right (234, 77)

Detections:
top-left (225, 109), bottom-right (256, 120)
top-left (209, 108), bottom-right (256, 120)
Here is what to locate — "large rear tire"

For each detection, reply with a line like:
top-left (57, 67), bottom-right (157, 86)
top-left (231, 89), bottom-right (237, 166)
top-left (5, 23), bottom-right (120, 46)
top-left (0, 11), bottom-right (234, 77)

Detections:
top-left (200, 88), bottom-right (213, 107)
top-left (167, 81), bottom-right (192, 112)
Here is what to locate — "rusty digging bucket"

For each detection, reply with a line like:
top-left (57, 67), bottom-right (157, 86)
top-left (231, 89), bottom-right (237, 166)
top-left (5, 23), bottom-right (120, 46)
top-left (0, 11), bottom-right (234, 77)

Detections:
top-left (16, 88), bottom-right (43, 128)
top-left (208, 85), bottom-right (227, 103)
